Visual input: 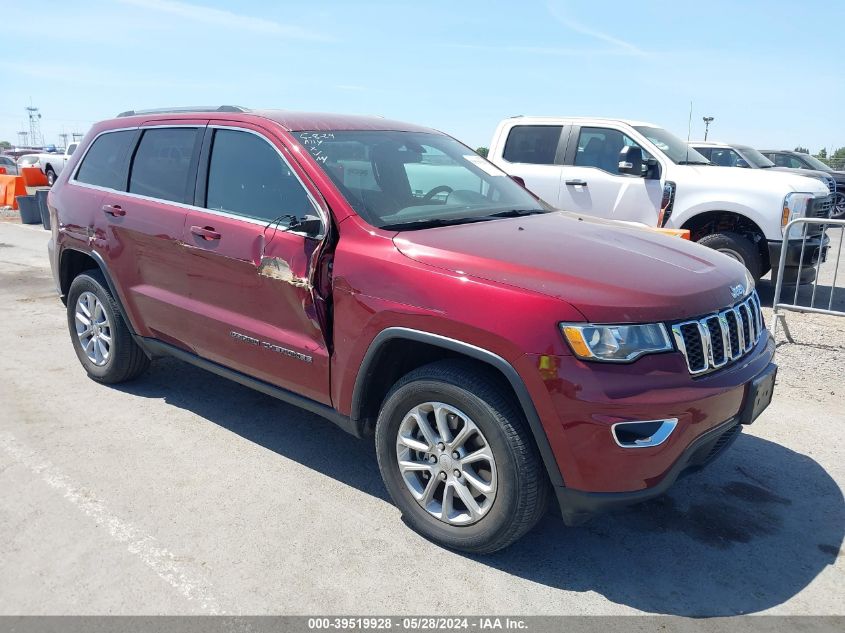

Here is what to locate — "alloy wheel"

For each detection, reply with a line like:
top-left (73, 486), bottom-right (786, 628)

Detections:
top-left (74, 291), bottom-right (113, 366)
top-left (395, 402), bottom-right (497, 525)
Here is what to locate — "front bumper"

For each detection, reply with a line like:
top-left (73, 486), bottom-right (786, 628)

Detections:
top-left (517, 332), bottom-right (776, 524)
top-left (768, 234), bottom-right (830, 280)
top-left (555, 414), bottom-right (740, 525)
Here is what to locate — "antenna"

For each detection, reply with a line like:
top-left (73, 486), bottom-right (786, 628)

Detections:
top-left (685, 101), bottom-right (692, 164)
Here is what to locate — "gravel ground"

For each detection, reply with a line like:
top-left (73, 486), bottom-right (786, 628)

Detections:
top-left (0, 220), bottom-right (842, 617)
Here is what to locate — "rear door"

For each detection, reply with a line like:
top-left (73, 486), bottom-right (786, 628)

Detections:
top-left (99, 121), bottom-right (206, 346)
top-left (179, 123), bottom-right (331, 404)
top-left (495, 124), bottom-right (568, 206)
top-left (558, 124), bottom-right (663, 225)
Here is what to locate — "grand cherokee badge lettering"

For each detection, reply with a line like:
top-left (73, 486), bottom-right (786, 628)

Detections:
top-left (230, 331), bottom-right (313, 363)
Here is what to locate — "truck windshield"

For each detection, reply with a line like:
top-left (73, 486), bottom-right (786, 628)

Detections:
top-left (293, 130), bottom-right (548, 230)
top-left (798, 153), bottom-right (833, 171)
top-left (633, 125), bottom-right (710, 165)
top-left (734, 145), bottom-right (776, 168)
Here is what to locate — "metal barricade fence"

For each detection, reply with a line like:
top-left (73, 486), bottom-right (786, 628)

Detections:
top-left (771, 217), bottom-right (845, 342)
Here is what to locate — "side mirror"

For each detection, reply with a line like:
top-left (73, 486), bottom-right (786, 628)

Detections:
top-left (510, 175), bottom-right (526, 188)
top-left (736, 159), bottom-right (749, 168)
top-left (618, 146), bottom-right (644, 176)
top-left (644, 157), bottom-right (661, 180)
top-left (289, 215), bottom-right (323, 237)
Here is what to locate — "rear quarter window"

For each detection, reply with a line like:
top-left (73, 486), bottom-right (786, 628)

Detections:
top-left (74, 131), bottom-right (136, 190)
top-left (502, 125), bottom-right (563, 164)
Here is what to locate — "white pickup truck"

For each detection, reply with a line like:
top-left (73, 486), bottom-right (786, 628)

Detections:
top-left (488, 117), bottom-right (832, 283)
top-left (32, 142), bottom-right (79, 186)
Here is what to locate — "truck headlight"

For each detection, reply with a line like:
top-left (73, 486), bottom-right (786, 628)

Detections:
top-left (782, 192), bottom-right (814, 235)
top-left (560, 323), bottom-right (672, 362)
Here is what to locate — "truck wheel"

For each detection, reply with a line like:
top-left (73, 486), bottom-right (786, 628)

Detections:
top-left (697, 231), bottom-right (762, 280)
top-left (66, 270), bottom-right (150, 384)
top-left (46, 168), bottom-right (57, 186)
top-left (375, 360), bottom-right (549, 553)
top-left (833, 191), bottom-right (845, 220)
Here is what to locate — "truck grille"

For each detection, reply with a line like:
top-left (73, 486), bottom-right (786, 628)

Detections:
top-left (810, 195), bottom-right (833, 219)
top-left (671, 292), bottom-right (763, 375)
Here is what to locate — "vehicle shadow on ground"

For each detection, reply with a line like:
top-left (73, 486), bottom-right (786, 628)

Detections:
top-left (117, 357), bottom-right (843, 617)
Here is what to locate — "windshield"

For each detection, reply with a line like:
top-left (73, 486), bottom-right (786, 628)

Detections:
top-left (798, 153), bottom-right (832, 171)
top-left (734, 145), bottom-right (775, 168)
top-left (18, 155), bottom-right (39, 165)
top-left (633, 125), bottom-right (710, 164)
top-left (293, 130), bottom-right (548, 230)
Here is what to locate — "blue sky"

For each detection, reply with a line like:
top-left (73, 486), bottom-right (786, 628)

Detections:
top-left (2, 0), bottom-right (842, 152)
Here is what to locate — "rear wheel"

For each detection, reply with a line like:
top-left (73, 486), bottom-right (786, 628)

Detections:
top-left (66, 270), bottom-right (150, 383)
top-left (375, 360), bottom-right (549, 553)
top-left (697, 231), bottom-right (762, 280)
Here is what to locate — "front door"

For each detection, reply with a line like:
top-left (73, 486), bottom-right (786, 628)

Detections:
top-left (180, 124), bottom-right (330, 404)
top-left (559, 125), bottom-right (663, 226)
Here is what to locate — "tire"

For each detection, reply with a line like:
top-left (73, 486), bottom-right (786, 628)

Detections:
top-left (375, 360), bottom-right (549, 553)
top-left (697, 231), bottom-right (763, 280)
top-left (46, 168), bottom-right (56, 186)
top-left (832, 191), bottom-right (845, 221)
top-left (66, 270), bottom-right (150, 384)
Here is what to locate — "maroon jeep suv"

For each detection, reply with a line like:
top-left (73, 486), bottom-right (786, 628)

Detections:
top-left (47, 106), bottom-right (776, 552)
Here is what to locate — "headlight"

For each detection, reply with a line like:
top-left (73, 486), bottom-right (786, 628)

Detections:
top-left (560, 322), bottom-right (672, 362)
top-left (782, 192), bottom-right (814, 235)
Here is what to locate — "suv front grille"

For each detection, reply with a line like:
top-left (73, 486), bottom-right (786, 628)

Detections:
top-left (671, 291), bottom-right (763, 375)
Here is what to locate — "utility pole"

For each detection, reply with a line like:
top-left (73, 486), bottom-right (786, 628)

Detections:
top-left (59, 132), bottom-right (69, 149)
top-left (702, 116), bottom-right (714, 141)
top-left (72, 132), bottom-right (84, 142)
top-left (17, 130), bottom-right (28, 147)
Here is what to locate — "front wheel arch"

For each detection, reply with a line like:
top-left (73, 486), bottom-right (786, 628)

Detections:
top-left (681, 211), bottom-right (770, 275)
top-left (352, 327), bottom-right (565, 489)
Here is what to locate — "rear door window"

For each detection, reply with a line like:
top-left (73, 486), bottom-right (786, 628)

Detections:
top-left (205, 128), bottom-right (313, 222)
top-left (129, 128), bottom-right (199, 203)
top-left (74, 130), bottom-right (136, 190)
top-left (502, 126), bottom-right (563, 164)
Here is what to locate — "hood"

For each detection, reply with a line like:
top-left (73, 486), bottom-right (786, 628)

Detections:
top-left (393, 212), bottom-right (751, 323)
top-left (678, 164), bottom-right (829, 194)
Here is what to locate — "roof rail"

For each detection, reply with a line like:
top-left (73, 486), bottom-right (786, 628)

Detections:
top-left (116, 105), bottom-right (250, 118)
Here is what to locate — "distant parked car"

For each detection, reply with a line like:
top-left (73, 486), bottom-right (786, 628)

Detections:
top-left (17, 154), bottom-right (42, 170)
top-left (760, 150), bottom-right (845, 218)
top-left (0, 155), bottom-right (19, 175)
top-left (692, 142), bottom-right (838, 211)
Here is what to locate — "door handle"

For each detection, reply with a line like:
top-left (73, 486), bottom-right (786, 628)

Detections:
top-left (190, 225), bottom-right (221, 241)
top-left (102, 204), bottom-right (126, 216)
top-left (565, 179), bottom-right (588, 187)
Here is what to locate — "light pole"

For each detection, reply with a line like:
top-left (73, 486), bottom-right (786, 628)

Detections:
top-left (703, 116), bottom-right (714, 141)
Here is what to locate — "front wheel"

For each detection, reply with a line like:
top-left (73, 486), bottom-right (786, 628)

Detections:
top-left (46, 168), bottom-right (57, 186)
top-left (375, 360), bottom-right (549, 553)
top-left (696, 231), bottom-right (763, 280)
top-left (832, 191), bottom-right (845, 220)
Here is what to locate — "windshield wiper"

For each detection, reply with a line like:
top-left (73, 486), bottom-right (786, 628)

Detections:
top-left (486, 208), bottom-right (547, 218)
top-left (380, 216), bottom-right (496, 231)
